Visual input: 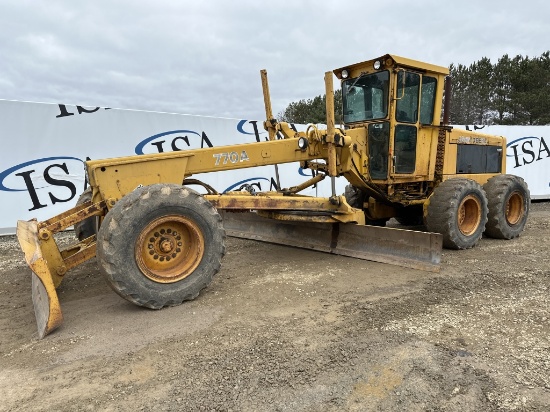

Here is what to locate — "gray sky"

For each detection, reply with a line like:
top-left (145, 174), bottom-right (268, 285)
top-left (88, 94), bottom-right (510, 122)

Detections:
top-left (2, 0), bottom-right (549, 120)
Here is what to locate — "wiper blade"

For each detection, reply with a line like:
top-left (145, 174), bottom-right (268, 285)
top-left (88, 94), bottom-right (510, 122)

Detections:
top-left (346, 71), bottom-right (368, 89)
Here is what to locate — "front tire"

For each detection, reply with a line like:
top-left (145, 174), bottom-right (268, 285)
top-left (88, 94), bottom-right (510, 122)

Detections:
top-left (426, 179), bottom-right (488, 249)
top-left (344, 185), bottom-right (388, 226)
top-left (74, 187), bottom-right (98, 241)
top-left (395, 205), bottom-right (424, 226)
top-left (96, 184), bottom-right (226, 309)
top-left (483, 175), bottom-right (530, 239)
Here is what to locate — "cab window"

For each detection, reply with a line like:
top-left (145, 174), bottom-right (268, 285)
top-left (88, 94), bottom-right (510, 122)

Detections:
top-left (395, 71), bottom-right (420, 123)
top-left (420, 76), bottom-right (437, 124)
top-left (342, 71), bottom-right (389, 123)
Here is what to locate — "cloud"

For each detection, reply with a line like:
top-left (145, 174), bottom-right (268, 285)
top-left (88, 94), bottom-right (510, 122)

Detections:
top-left (1, 0), bottom-right (549, 120)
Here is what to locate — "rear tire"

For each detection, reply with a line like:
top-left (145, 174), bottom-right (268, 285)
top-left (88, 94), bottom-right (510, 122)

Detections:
top-left (426, 179), bottom-right (488, 249)
top-left (96, 184), bottom-right (226, 309)
top-left (483, 175), bottom-right (530, 239)
top-left (74, 187), bottom-right (98, 241)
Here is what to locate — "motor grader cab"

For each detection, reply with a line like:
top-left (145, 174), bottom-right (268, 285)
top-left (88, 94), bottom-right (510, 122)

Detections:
top-left (337, 55), bottom-right (448, 185)
top-left (334, 54), bottom-right (529, 248)
top-left (16, 54), bottom-right (529, 339)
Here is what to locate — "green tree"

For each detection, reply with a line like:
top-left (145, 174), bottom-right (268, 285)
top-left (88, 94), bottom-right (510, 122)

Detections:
top-left (450, 51), bottom-right (550, 125)
top-left (470, 57), bottom-right (494, 124)
top-left (492, 54), bottom-right (513, 124)
top-left (509, 52), bottom-right (550, 125)
top-left (449, 57), bottom-right (495, 125)
top-left (532, 51), bottom-right (550, 124)
top-left (277, 90), bottom-right (342, 124)
top-left (449, 63), bottom-right (472, 124)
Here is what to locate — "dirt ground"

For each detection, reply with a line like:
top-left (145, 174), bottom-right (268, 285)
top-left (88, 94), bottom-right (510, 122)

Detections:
top-left (1, 202), bottom-right (549, 412)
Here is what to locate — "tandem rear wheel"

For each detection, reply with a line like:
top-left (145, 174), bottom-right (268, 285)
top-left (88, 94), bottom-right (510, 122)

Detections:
top-left (426, 178), bottom-right (488, 249)
top-left (483, 174), bottom-right (530, 239)
top-left (426, 176), bottom-right (530, 249)
top-left (96, 184), bottom-right (226, 309)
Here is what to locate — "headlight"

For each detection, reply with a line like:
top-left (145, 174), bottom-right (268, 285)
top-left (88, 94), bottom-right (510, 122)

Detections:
top-left (341, 69), bottom-right (349, 79)
top-left (298, 137), bottom-right (308, 150)
top-left (373, 60), bottom-right (382, 70)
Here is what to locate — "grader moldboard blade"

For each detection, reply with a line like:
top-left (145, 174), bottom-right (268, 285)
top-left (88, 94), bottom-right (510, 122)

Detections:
top-left (16, 220), bottom-right (63, 339)
top-left (221, 211), bottom-right (442, 272)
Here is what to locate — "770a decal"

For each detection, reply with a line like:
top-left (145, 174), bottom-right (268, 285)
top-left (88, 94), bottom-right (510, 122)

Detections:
top-left (213, 151), bottom-right (250, 166)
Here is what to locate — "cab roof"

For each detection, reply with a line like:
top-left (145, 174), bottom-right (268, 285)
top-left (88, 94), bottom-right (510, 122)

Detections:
top-left (333, 54), bottom-right (449, 79)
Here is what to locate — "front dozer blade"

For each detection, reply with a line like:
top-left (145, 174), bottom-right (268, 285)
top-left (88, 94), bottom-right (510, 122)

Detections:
top-left (221, 211), bottom-right (442, 272)
top-left (17, 220), bottom-right (63, 339)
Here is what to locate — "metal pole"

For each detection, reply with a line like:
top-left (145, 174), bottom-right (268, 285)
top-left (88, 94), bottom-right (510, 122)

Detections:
top-left (324, 72), bottom-right (337, 177)
top-left (261, 69), bottom-right (276, 141)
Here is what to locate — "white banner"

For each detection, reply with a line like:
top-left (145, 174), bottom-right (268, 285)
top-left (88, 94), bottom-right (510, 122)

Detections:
top-left (1, 100), bottom-right (548, 235)
top-left (0, 100), bottom-right (341, 235)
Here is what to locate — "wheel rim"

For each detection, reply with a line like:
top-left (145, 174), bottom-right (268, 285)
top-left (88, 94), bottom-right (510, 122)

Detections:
top-left (505, 191), bottom-right (524, 225)
top-left (458, 195), bottom-right (481, 236)
top-left (135, 215), bottom-right (204, 283)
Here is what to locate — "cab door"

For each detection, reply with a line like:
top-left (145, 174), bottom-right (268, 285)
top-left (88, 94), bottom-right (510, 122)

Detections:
top-left (393, 71), bottom-right (420, 175)
top-left (392, 72), bottom-right (438, 176)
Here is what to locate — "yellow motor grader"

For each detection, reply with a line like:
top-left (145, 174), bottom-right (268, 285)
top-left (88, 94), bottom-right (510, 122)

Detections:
top-left (17, 54), bottom-right (530, 338)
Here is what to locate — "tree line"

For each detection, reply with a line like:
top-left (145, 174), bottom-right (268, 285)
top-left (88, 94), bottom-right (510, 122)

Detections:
top-left (450, 52), bottom-right (550, 125)
top-left (277, 90), bottom-right (343, 124)
top-left (278, 52), bottom-right (550, 126)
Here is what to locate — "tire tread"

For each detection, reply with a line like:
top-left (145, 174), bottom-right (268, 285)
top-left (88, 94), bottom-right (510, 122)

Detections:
top-left (484, 175), bottom-right (529, 239)
top-left (96, 184), bottom-right (226, 309)
top-left (426, 179), bottom-right (488, 249)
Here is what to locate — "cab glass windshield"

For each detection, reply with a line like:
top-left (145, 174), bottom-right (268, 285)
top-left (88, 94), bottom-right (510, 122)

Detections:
top-left (342, 71), bottom-right (389, 123)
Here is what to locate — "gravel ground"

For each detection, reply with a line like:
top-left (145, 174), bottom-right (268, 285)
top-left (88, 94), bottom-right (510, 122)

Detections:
top-left (0, 201), bottom-right (549, 411)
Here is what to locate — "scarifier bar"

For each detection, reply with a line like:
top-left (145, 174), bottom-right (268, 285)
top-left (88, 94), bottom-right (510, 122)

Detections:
top-left (221, 211), bottom-right (442, 272)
